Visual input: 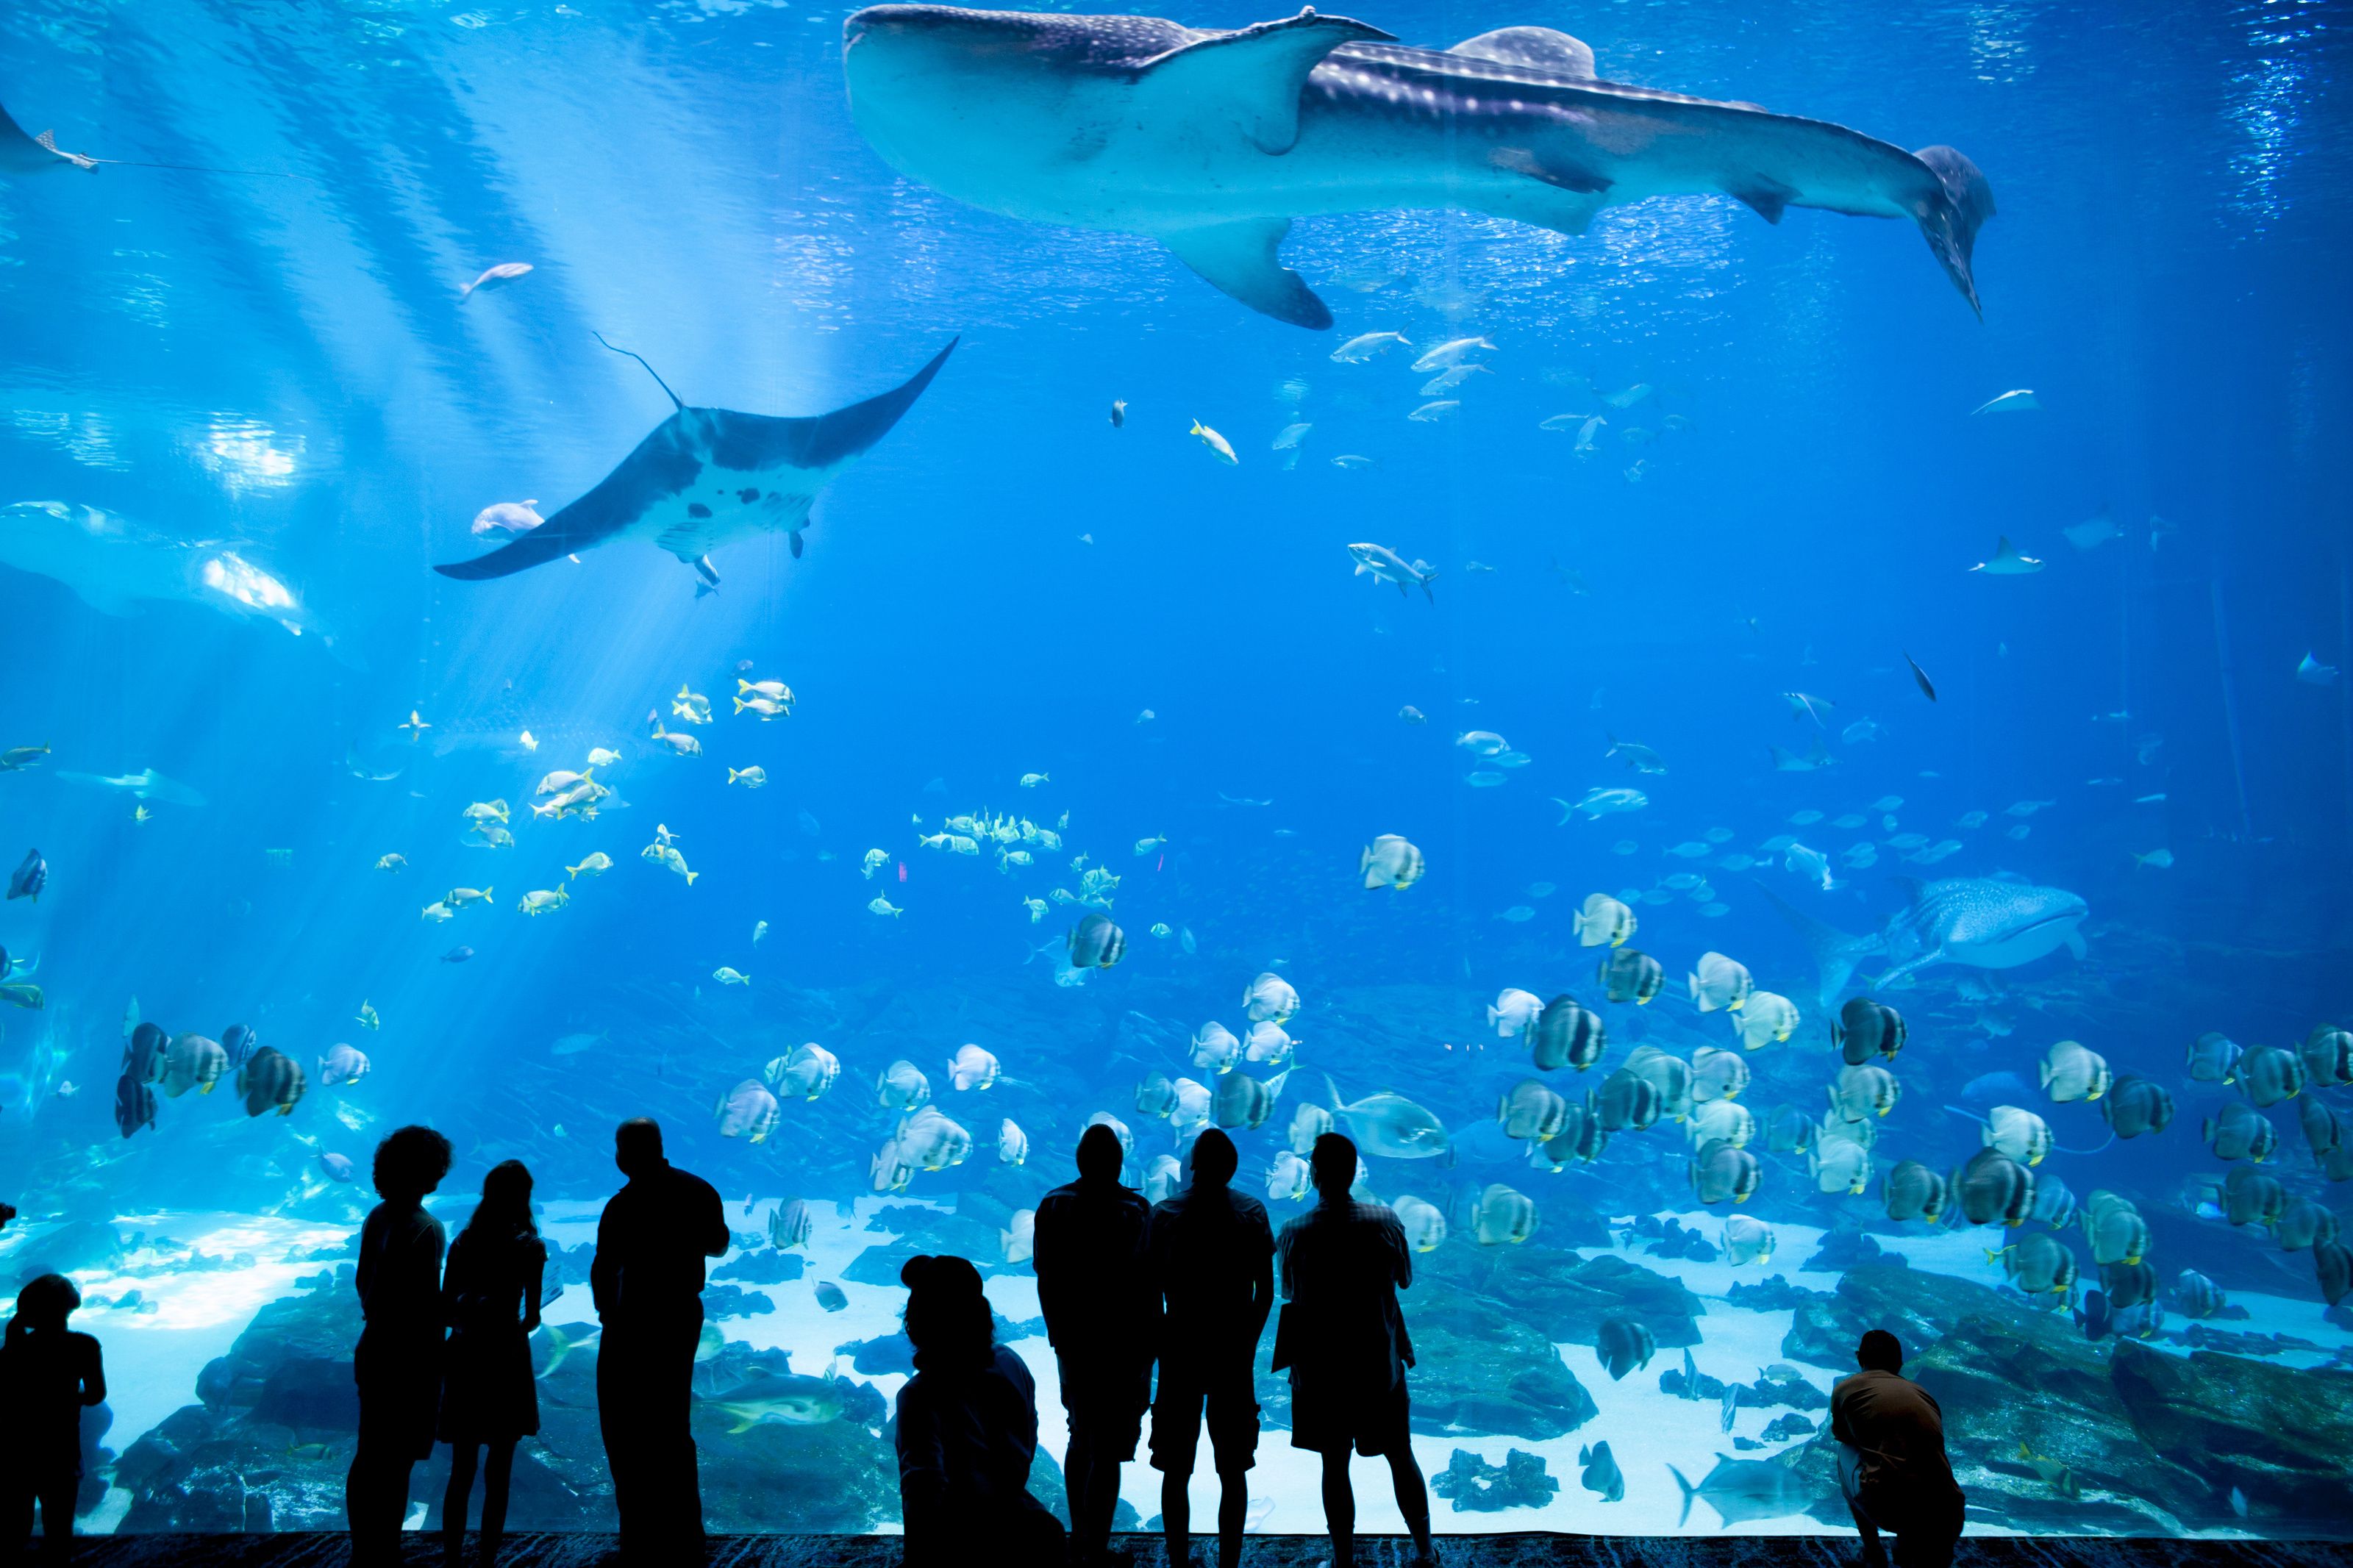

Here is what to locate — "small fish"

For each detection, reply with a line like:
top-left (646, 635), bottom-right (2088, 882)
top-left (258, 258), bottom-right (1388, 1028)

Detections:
top-left (1330, 330), bottom-right (1410, 363)
top-left (2132, 848), bottom-right (2174, 870)
top-left (355, 1000), bottom-right (381, 1031)
top-left (461, 260), bottom-right (534, 298)
top-left (1969, 388), bottom-right (2039, 415)
top-left (726, 765), bottom-right (768, 790)
top-left (1904, 652), bottom-right (1937, 702)
top-left (1189, 420), bottom-right (1238, 464)
top-left (868, 896), bottom-right (903, 918)
top-left (713, 967), bottom-right (751, 987)
top-left (1109, 399), bottom-right (1126, 428)
top-left (440, 945), bottom-right (474, 964)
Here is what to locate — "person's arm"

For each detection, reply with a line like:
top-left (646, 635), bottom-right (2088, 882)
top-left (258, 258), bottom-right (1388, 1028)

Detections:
top-left (1276, 1222), bottom-right (1299, 1301)
top-left (1029, 1202), bottom-right (1064, 1331)
top-left (696, 1177), bottom-right (730, 1258)
top-left (1389, 1214), bottom-right (1413, 1292)
top-left (895, 1384), bottom-right (951, 1519)
top-left (1829, 1381), bottom-right (1858, 1447)
top-left (590, 1200), bottom-right (620, 1321)
top-left (354, 1211), bottom-right (379, 1309)
top-left (1245, 1214), bottom-right (1276, 1343)
top-left (523, 1240), bottom-right (546, 1334)
top-left (78, 1338), bottom-right (106, 1408)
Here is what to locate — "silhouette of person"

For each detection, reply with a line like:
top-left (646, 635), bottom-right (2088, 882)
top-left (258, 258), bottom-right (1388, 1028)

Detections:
top-left (1831, 1330), bottom-right (1965, 1568)
top-left (1273, 1132), bottom-right (1432, 1568)
top-left (348, 1124), bottom-right (454, 1567)
top-left (439, 1159), bottom-right (546, 1568)
top-left (0, 1273), bottom-right (106, 1564)
top-left (590, 1117), bottom-right (728, 1561)
top-left (1032, 1123), bottom-right (1155, 1564)
top-left (1145, 1128), bottom-right (1273, 1568)
top-left (893, 1253), bottom-right (1066, 1568)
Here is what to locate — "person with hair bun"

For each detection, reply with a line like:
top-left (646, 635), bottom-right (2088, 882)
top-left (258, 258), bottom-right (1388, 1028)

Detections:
top-left (439, 1159), bottom-right (546, 1567)
top-left (893, 1253), bottom-right (1064, 1567)
top-left (347, 1123), bottom-right (454, 1566)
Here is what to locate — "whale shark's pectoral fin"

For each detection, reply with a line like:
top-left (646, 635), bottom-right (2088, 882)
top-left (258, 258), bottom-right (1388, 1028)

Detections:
top-left (1133, 10), bottom-right (1394, 155)
top-left (1164, 219), bottom-right (1331, 329)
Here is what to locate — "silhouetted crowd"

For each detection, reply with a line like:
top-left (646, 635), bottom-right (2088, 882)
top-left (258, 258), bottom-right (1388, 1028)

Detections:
top-left (0, 1125), bottom-right (1965, 1568)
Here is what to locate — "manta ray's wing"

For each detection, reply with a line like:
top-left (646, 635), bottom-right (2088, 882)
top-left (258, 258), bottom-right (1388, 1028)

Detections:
top-left (0, 99), bottom-right (95, 173)
top-left (435, 338), bottom-right (957, 581)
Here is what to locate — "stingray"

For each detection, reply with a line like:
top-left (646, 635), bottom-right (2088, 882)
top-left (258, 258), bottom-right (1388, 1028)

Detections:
top-left (1, 96), bottom-right (299, 179)
top-left (434, 335), bottom-right (957, 587)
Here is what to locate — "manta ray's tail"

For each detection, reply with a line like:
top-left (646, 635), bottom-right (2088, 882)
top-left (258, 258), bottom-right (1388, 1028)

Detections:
top-left (1911, 145), bottom-right (1994, 318)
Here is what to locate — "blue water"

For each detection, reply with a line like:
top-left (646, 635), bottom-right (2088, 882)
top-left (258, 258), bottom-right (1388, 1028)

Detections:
top-left (1, 0), bottom-right (2349, 1540)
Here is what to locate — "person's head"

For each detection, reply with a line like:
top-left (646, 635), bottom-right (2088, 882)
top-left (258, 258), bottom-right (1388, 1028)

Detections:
top-left (373, 1124), bottom-right (454, 1203)
top-left (7, 1273), bottom-right (79, 1341)
top-left (1310, 1132), bottom-right (1357, 1200)
top-left (1074, 1122), bottom-right (1123, 1182)
top-left (1188, 1128), bottom-right (1238, 1190)
top-left (465, 1159), bottom-right (538, 1242)
top-left (615, 1117), bottom-right (665, 1178)
top-left (1857, 1329), bottom-right (1904, 1373)
top-left (900, 1253), bottom-right (993, 1373)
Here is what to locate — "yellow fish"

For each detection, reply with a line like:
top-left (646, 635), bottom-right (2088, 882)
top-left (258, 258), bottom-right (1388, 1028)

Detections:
top-left (641, 843), bottom-right (698, 885)
top-left (566, 853), bottom-right (614, 880)
top-left (357, 1000), bottom-right (381, 1031)
top-left (728, 766), bottom-right (768, 789)
top-left (374, 853), bottom-right (407, 873)
top-left (1189, 419), bottom-right (1238, 464)
top-left (518, 887), bottom-right (571, 915)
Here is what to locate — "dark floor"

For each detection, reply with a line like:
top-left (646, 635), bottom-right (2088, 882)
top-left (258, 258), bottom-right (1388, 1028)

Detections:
top-left (50, 1536), bottom-right (2353, 1568)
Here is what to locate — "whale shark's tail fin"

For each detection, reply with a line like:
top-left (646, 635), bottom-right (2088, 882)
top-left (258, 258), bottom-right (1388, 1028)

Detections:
top-left (1911, 145), bottom-right (1995, 319)
top-left (1753, 880), bottom-right (1881, 1006)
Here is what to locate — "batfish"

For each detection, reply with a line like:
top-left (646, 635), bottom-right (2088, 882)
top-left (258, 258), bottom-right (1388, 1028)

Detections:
top-left (841, 6), bottom-right (1993, 328)
top-left (435, 335), bottom-right (956, 587)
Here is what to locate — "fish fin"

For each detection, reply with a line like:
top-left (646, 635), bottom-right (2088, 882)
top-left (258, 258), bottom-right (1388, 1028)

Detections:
top-left (1448, 26), bottom-right (1594, 76)
top-left (1132, 10), bottom-right (1397, 156)
top-left (1910, 145), bottom-right (1994, 319)
top-left (1751, 880), bottom-right (1877, 1005)
top-left (1164, 220), bottom-right (1330, 329)
top-left (2064, 929), bottom-right (2087, 959)
top-left (1666, 1464), bottom-right (1697, 1528)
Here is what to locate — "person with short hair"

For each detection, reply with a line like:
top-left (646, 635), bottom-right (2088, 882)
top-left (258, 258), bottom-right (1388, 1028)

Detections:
top-left (893, 1253), bottom-right (1065, 1567)
top-left (0, 1272), bottom-right (106, 1565)
top-left (1830, 1330), bottom-right (1965, 1568)
top-left (1146, 1128), bottom-right (1273, 1568)
top-left (1274, 1133), bottom-right (1432, 1568)
top-left (1032, 1123), bottom-right (1156, 1564)
top-left (348, 1123), bottom-right (455, 1566)
top-left (439, 1159), bottom-right (546, 1568)
top-left (591, 1117), bottom-right (729, 1561)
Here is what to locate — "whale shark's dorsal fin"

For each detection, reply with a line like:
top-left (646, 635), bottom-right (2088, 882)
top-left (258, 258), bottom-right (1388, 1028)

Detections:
top-left (1132, 9), bottom-right (1394, 156)
top-left (1165, 218), bottom-right (1331, 329)
top-left (1447, 26), bottom-right (1595, 78)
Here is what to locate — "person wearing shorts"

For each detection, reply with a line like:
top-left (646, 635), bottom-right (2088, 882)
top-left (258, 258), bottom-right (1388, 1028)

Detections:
top-left (1146, 1129), bottom-right (1274, 1568)
top-left (1273, 1134), bottom-right (1435, 1568)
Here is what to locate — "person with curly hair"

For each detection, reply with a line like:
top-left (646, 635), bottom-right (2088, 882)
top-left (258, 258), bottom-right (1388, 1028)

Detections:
top-left (346, 1123), bottom-right (454, 1566)
top-left (0, 1272), bottom-right (106, 1564)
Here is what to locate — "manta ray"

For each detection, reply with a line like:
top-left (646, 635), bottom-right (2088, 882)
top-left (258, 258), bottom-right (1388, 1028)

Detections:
top-left (840, 6), bottom-right (1994, 329)
top-left (433, 337), bottom-right (957, 587)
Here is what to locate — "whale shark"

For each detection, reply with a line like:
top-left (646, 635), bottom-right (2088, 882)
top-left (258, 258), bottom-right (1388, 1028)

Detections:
top-left (1762, 877), bottom-right (2088, 1002)
top-left (434, 337), bottom-right (957, 587)
top-left (840, 6), bottom-right (1993, 329)
top-left (0, 501), bottom-right (343, 653)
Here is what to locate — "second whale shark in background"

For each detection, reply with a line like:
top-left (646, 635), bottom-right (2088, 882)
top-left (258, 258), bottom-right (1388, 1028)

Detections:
top-left (1762, 876), bottom-right (2088, 1003)
top-left (434, 337), bottom-right (956, 588)
top-left (840, 5), bottom-right (1994, 329)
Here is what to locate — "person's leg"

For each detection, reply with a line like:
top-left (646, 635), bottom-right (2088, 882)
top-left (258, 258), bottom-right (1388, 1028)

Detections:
top-left (442, 1442), bottom-right (479, 1566)
top-left (598, 1334), bottom-right (640, 1553)
top-left (667, 1313), bottom-right (707, 1553)
top-left (1161, 1467), bottom-right (1191, 1568)
top-left (2, 1477), bottom-right (35, 1559)
top-left (1213, 1472), bottom-right (1246, 1568)
top-left (480, 1439), bottom-right (517, 1564)
top-left (35, 1474), bottom-right (75, 1567)
top-left (1062, 1429), bottom-right (1101, 1559)
top-left (1319, 1450), bottom-right (1356, 1568)
top-left (1836, 1445), bottom-right (1888, 1568)
top-left (1386, 1447), bottom-right (1434, 1563)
